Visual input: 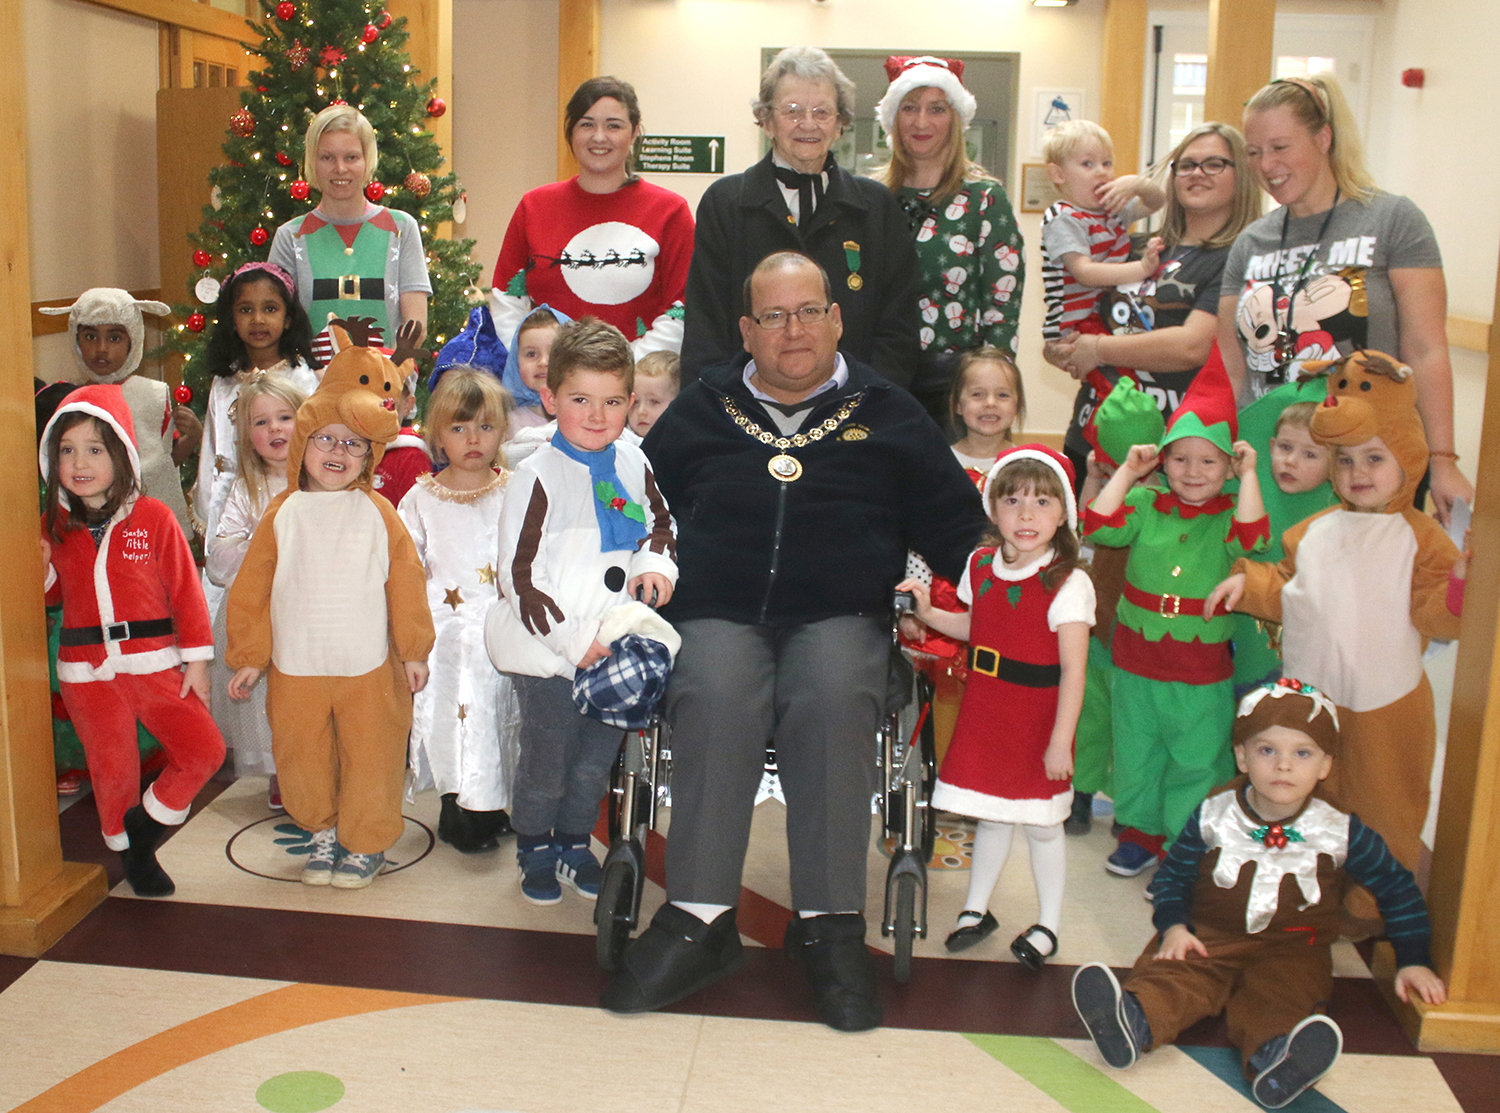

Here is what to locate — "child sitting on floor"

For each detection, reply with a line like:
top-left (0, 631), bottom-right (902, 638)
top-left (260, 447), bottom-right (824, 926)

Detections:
top-left (1072, 678), bottom-right (1446, 1109)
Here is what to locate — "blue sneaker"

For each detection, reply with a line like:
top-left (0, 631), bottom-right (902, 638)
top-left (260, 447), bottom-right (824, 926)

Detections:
top-left (555, 839), bottom-right (602, 899)
top-left (331, 850), bottom-right (385, 889)
top-left (1105, 841), bottom-right (1159, 877)
top-left (518, 843), bottom-right (562, 905)
top-left (1252, 1015), bottom-right (1342, 1108)
top-left (301, 827), bottom-right (343, 886)
top-left (1072, 962), bottom-right (1152, 1069)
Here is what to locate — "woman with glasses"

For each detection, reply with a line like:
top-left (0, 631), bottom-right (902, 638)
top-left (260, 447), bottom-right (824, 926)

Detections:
top-left (490, 76), bottom-right (694, 360)
top-left (1046, 123), bottom-right (1260, 475)
top-left (680, 46), bottom-right (919, 386)
top-left (872, 56), bottom-right (1026, 427)
top-left (1217, 74), bottom-right (1470, 520)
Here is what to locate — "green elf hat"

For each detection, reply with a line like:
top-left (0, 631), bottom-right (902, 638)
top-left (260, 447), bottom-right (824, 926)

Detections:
top-left (1088, 377), bottom-right (1165, 469)
top-left (1160, 340), bottom-right (1237, 454)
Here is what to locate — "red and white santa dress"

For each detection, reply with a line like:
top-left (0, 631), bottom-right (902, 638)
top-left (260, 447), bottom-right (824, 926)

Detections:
top-left (40, 385), bottom-right (225, 853)
top-left (931, 542), bottom-right (1095, 826)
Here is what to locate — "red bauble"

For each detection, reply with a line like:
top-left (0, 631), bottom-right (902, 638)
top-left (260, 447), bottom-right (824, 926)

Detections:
top-left (275, 151), bottom-right (292, 166)
top-left (364, 181), bottom-right (386, 202)
top-left (275, 1), bottom-right (294, 20)
top-left (426, 96), bottom-right (447, 118)
top-left (361, 23), bottom-right (379, 44)
top-left (249, 227), bottom-right (269, 247)
top-left (403, 170), bottom-right (431, 199)
top-left (287, 40), bottom-right (310, 70)
top-left (192, 249), bottom-right (212, 268)
top-left (377, 11), bottom-right (392, 29)
top-left (290, 179), bottom-right (311, 201)
top-left (173, 383), bottom-right (194, 405)
top-left (229, 107), bottom-right (256, 138)
top-left (187, 313), bottom-right (206, 333)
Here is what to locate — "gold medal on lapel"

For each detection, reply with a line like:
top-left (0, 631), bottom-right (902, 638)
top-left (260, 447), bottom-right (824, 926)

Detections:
top-left (844, 240), bottom-right (863, 290)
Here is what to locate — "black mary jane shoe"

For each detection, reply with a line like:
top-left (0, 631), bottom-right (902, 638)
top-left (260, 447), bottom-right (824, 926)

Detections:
top-left (944, 910), bottom-right (999, 953)
top-left (1010, 924), bottom-right (1058, 971)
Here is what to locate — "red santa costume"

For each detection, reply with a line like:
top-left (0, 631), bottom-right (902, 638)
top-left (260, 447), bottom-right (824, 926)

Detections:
top-left (40, 385), bottom-right (225, 894)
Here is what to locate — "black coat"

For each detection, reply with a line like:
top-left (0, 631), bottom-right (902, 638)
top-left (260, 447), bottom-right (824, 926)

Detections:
top-left (644, 351), bottom-right (986, 628)
top-left (680, 151), bottom-right (920, 389)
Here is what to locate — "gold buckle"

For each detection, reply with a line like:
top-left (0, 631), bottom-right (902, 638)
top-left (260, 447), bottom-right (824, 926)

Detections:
top-left (1158, 593), bottom-right (1181, 617)
top-left (969, 646), bottom-right (1001, 677)
top-left (338, 275), bottom-right (359, 299)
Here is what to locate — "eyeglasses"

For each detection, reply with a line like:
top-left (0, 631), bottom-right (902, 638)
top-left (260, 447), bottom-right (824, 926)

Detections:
top-left (774, 103), bottom-right (838, 126)
top-left (1173, 156), bottom-right (1234, 177)
top-left (309, 433), bottom-right (371, 457)
top-left (750, 305), bottom-right (833, 329)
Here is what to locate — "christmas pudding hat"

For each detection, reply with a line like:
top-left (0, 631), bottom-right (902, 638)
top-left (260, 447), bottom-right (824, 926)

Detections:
top-left (982, 444), bottom-right (1078, 531)
top-left (1232, 678), bottom-right (1341, 757)
top-left (38, 383), bottom-right (143, 508)
top-left (1160, 340), bottom-right (1237, 455)
top-left (1088, 377), bottom-right (1166, 469)
top-left (286, 321), bottom-right (402, 487)
top-left (1302, 349), bottom-right (1424, 514)
top-left (39, 289), bottom-right (172, 384)
top-left (876, 56), bottom-right (978, 141)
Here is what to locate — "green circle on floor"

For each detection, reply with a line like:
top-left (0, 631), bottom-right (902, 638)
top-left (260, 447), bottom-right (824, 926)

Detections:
top-left (256, 1071), bottom-right (346, 1111)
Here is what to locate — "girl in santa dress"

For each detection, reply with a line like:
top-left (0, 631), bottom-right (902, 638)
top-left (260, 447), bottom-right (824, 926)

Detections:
top-left (899, 445), bottom-right (1094, 968)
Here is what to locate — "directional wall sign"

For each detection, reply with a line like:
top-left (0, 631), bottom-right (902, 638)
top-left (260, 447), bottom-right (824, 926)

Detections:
top-left (635, 135), bottom-right (725, 174)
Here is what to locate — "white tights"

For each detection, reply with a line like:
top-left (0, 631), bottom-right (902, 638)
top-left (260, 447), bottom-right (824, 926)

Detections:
top-left (958, 819), bottom-right (1066, 953)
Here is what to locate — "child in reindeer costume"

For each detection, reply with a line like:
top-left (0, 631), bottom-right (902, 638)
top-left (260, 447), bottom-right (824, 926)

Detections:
top-left (1209, 350), bottom-right (1465, 893)
top-left (226, 323), bottom-right (435, 889)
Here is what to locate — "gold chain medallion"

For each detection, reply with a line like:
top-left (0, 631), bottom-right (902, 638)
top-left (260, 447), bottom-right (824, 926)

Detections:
top-left (722, 393), bottom-right (865, 484)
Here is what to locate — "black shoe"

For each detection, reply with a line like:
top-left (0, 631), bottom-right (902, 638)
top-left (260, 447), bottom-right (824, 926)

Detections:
top-left (1251, 1015), bottom-right (1342, 1108)
top-left (600, 904), bottom-right (744, 1014)
top-left (784, 913), bottom-right (883, 1032)
top-left (120, 805), bottom-right (175, 897)
top-left (944, 910), bottom-right (999, 953)
top-left (1009, 924), bottom-right (1058, 970)
top-left (1064, 791), bottom-right (1093, 835)
top-left (438, 794), bottom-right (500, 854)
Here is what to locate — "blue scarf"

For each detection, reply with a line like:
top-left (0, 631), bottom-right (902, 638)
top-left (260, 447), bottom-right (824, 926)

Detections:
top-left (550, 432), bottom-right (648, 553)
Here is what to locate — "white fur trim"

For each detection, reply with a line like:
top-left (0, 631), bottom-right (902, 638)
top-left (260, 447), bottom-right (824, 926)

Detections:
top-left (39, 399), bottom-right (143, 488)
top-left (876, 58), bottom-right (978, 140)
top-left (983, 449), bottom-right (1078, 530)
top-left (58, 648), bottom-right (185, 684)
top-left (595, 600), bottom-right (681, 660)
top-left (44, 564), bottom-right (57, 592)
top-left (103, 829), bottom-right (130, 852)
top-left (179, 645), bottom-right (215, 662)
top-left (39, 288), bottom-right (170, 382)
top-left (143, 782), bottom-right (190, 826)
top-left (389, 433), bottom-right (431, 456)
top-left (930, 781), bottom-right (1072, 826)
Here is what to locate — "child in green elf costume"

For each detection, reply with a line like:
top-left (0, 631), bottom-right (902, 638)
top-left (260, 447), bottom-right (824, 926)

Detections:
top-left (1083, 344), bottom-right (1268, 876)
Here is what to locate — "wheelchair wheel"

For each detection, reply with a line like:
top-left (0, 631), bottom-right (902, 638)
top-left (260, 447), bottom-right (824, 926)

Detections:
top-left (606, 747), bottom-right (627, 845)
top-left (915, 672), bottom-right (939, 862)
top-left (891, 871), bottom-right (918, 984)
top-left (595, 858), bottom-right (636, 973)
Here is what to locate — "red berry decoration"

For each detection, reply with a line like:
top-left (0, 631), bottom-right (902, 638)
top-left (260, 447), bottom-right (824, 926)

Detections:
top-left (364, 181), bottom-right (386, 202)
top-left (229, 107), bottom-right (256, 138)
top-left (426, 95), bottom-right (447, 119)
top-left (286, 40), bottom-right (310, 70)
top-left (610, 497), bottom-right (626, 511)
top-left (290, 179), bottom-right (311, 201)
top-left (378, 11), bottom-right (392, 29)
top-left (275, 1), bottom-right (294, 19)
top-left (187, 313), bottom-right (206, 333)
top-left (173, 383), bottom-right (194, 405)
top-left (403, 170), bottom-right (431, 199)
top-left (249, 226), bottom-right (269, 247)
top-left (275, 151), bottom-right (292, 166)
top-left (192, 249), bottom-right (212, 268)
top-left (361, 23), bottom-right (379, 44)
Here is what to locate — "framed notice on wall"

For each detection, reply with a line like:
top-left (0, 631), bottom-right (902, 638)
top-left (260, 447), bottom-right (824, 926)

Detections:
top-left (1019, 164), bottom-right (1061, 214)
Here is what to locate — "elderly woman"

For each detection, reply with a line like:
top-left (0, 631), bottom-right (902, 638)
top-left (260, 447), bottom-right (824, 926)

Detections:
top-left (1047, 122), bottom-right (1260, 477)
top-left (873, 56), bottom-right (1025, 424)
top-left (680, 46), bottom-right (919, 385)
top-left (1218, 73), bottom-right (1472, 520)
top-left (490, 76), bottom-right (694, 359)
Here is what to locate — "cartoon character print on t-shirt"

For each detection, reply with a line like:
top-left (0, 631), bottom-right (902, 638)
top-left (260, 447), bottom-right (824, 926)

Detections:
top-left (1235, 243), bottom-right (1372, 379)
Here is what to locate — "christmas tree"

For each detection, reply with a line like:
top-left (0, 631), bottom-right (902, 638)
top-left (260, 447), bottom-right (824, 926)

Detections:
top-left (160, 0), bottom-right (479, 411)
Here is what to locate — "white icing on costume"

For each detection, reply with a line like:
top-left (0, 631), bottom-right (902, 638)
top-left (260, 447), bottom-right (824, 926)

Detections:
top-left (1199, 791), bottom-right (1349, 934)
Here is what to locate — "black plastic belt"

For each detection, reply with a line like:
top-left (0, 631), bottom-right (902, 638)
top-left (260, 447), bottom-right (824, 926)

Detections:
top-left (59, 618), bottom-right (174, 647)
top-left (966, 645), bottom-right (1062, 688)
top-left (311, 276), bottom-right (386, 301)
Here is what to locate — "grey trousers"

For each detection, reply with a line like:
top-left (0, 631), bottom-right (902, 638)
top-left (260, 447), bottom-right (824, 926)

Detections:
top-left (662, 615), bottom-right (887, 911)
top-left (508, 674), bottom-right (623, 838)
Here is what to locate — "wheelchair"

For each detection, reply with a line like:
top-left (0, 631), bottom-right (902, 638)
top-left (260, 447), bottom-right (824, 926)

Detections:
top-left (595, 717), bottom-right (670, 972)
top-left (878, 591), bottom-right (939, 983)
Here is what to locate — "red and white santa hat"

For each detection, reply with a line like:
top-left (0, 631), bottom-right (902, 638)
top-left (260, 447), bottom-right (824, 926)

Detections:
top-left (982, 444), bottom-right (1078, 530)
top-left (38, 383), bottom-right (142, 502)
top-left (876, 56), bottom-right (978, 141)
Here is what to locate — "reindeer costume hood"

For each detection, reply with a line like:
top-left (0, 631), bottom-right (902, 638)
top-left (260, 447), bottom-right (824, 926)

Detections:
top-left (1303, 349), bottom-right (1425, 514)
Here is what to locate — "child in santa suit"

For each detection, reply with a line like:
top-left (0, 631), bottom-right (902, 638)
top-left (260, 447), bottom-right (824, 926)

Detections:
top-left (40, 384), bottom-right (225, 896)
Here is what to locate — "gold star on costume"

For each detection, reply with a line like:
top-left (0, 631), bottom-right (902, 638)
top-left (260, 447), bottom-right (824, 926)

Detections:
top-left (476, 563), bottom-right (497, 585)
top-left (443, 587), bottom-right (464, 611)
top-left (457, 704), bottom-right (468, 720)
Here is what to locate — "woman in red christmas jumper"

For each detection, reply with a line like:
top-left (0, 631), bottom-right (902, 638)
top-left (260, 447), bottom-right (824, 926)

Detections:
top-left (39, 384), bottom-right (225, 897)
top-left (899, 446), bottom-right (1094, 967)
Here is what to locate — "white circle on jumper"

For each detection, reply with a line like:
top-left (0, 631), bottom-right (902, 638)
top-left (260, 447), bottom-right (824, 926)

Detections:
top-left (557, 221), bottom-right (657, 306)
